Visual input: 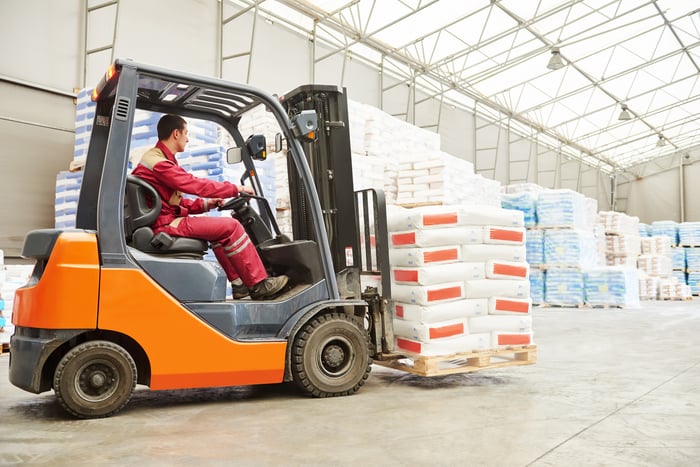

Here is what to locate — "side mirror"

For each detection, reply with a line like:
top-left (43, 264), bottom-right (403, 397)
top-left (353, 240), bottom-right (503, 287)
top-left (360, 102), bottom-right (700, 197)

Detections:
top-left (291, 110), bottom-right (318, 142)
top-left (226, 147), bottom-right (242, 164)
top-left (246, 134), bottom-right (267, 161)
top-left (275, 133), bottom-right (283, 153)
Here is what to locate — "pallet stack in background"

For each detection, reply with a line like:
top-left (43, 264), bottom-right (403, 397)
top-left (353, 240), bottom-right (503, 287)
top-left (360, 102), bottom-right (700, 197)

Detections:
top-left (679, 222), bottom-right (700, 295)
top-left (386, 204), bottom-right (532, 357)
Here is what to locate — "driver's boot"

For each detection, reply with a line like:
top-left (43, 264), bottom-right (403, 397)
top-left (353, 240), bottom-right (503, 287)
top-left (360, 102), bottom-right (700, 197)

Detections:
top-left (250, 275), bottom-right (289, 300)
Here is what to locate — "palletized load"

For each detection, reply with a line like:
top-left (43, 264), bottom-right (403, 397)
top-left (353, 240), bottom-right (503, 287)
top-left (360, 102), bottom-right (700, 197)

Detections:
top-left (526, 229), bottom-right (544, 266)
top-left (529, 268), bottom-right (545, 305)
top-left (537, 189), bottom-right (590, 229)
top-left (637, 254), bottom-right (672, 277)
top-left (641, 236), bottom-right (673, 255)
top-left (598, 211), bottom-right (640, 235)
top-left (583, 267), bottom-right (640, 308)
top-left (545, 268), bottom-right (585, 306)
top-left (678, 222), bottom-right (700, 246)
top-left (651, 221), bottom-right (679, 246)
top-left (544, 229), bottom-right (598, 268)
top-left (605, 234), bottom-right (641, 257)
top-left (384, 201), bottom-right (534, 370)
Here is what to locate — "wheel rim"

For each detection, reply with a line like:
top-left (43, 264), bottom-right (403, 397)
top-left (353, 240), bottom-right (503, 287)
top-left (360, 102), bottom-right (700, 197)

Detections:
top-left (318, 336), bottom-right (354, 377)
top-left (74, 359), bottom-right (120, 403)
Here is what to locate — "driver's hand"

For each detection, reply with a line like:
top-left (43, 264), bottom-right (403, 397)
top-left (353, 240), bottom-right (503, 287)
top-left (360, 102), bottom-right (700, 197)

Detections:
top-left (209, 198), bottom-right (224, 210)
top-left (237, 185), bottom-right (254, 196)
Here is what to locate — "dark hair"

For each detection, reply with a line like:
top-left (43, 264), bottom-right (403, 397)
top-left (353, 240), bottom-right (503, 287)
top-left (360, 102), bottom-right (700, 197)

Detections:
top-left (157, 114), bottom-right (187, 140)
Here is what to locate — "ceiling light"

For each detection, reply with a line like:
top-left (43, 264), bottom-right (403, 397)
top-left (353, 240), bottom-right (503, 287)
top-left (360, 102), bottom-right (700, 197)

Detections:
top-left (656, 135), bottom-right (666, 147)
top-left (618, 104), bottom-right (632, 121)
top-left (547, 47), bottom-right (565, 70)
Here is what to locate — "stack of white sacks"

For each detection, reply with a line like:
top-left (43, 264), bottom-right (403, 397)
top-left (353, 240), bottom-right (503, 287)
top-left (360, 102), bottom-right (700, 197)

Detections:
top-left (386, 204), bottom-right (532, 357)
top-left (538, 189), bottom-right (602, 306)
top-left (638, 236), bottom-right (691, 299)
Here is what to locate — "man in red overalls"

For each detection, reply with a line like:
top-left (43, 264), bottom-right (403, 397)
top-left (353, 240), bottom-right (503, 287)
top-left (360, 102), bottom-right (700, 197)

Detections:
top-left (131, 114), bottom-right (288, 300)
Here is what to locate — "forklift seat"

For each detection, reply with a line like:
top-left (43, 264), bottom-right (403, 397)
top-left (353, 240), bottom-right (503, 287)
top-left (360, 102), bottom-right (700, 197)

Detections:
top-left (124, 175), bottom-right (209, 256)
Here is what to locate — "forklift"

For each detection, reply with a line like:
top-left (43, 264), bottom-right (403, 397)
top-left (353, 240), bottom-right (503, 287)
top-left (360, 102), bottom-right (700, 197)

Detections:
top-left (9, 59), bottom-right (394, 418)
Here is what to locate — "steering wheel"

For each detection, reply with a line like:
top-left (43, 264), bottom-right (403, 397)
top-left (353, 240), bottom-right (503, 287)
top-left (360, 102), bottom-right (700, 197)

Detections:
top-left (218, 194), bottom-right (250, 212)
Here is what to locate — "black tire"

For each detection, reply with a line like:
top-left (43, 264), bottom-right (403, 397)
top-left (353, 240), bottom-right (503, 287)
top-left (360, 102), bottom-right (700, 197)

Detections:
top-left (53, 340), bottom-right (137, 419)
top-left (291, 312), bottom-right (371, 397)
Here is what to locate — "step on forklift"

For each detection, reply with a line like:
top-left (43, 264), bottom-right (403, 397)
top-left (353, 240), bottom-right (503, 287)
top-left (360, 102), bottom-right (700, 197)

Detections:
top-left (9, 59), bottom-right (394, 418)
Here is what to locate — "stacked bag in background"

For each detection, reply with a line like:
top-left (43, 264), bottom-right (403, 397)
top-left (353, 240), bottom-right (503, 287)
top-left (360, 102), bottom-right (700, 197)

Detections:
top-left (387, 204), bottom-right (532, 357)
top-left (679, 222), bottom-right (700, 295)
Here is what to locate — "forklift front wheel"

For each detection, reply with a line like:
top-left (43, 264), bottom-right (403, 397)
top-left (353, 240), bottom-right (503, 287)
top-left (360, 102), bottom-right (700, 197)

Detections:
top-left (53, 340), bottom-right (137, 419)
top-left (291, 312), bottom-right (371, 397)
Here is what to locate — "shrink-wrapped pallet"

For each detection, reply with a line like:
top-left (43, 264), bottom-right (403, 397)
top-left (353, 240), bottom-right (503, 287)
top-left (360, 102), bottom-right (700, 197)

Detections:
top-left (583, 267), bottom-right (640, 308)
top-left (526, 229), bottom-right (544, 265)
top-left (637, 254), bottom-right (672, 277)
top-left (537, 189), bottom-right (590, 229)
top-left (501, 191), bottom-right (537, 228)
top-left (391, 299), bottom-right (488, 323)
top-left (651, 221), bottom-right (679, 245)
top-left (679, 222), bottom-right (700, 246)
top-left (598, 211), bottom-right (639, 235)
top-left (671, 248), bottom-right (686, 270)
top-left (641, 236), bottom-right (673, 255)
top-left (686, 248), bottom-right (700, 271)
top-left (544, 229), bottom-right (598, 268)
top-left (545, 268), bottom-right (585, 306)
top-left (529, 268), bottom-right (545, 305)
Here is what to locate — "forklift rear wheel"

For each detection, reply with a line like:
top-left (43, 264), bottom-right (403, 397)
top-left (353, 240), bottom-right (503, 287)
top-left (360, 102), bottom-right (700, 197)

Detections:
top-left (53, 340), bottom-right (137, 419)
top-left (291, 312), bottom-right (371, 397)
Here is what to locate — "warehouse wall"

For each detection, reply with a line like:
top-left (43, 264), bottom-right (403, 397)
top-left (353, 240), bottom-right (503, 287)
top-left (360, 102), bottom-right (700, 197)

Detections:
top-left (0, 1), bottom-right (82, 256)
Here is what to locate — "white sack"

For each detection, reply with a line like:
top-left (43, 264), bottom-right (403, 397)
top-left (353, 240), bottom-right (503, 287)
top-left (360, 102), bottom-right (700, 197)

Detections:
top-left (392, 227), bottom-right (483, 248)
top-left (392, 262), bottom-right (485, 285)
top-left (392, 318), bottom-right (468, 342)
top-left (462, 244), bottom-right (527, 262)
top-left (389, 245), bottom-right (461, 266)
top-left (465, 279), bottom-right (530, 299)
top-left (469, 315), bottom-right (533, 333)
top-left (391, 281), bottom-right (465, 306)
top-left (391, 299), bottom-right (488, 323)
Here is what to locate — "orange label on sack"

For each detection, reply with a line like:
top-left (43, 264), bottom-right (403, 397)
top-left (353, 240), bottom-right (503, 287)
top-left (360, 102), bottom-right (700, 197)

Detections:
top-left (392, 232), bottom-right (416, 246)
top-left (493, 263), bottom-right (527, 277)
top-left (427, 285), bottom-right (462, 302)
top-left (489, 228), bottom-right (523, 243)
top-left (395, 304), bottom-right (404, 318)
top-left (423, 212), bottom-right (458, 226)
top-left (429, 322), bottom-right (464, 339)
top-left (497, 334), bottom-right (531, 345)
top-left (394, 269), bottom-right (419, 283)
top-left (397, 337), bottom-right (422, 353)
top-left (495, 299), bottom-right (530, 313)
top-left (423, 248), bottom-right (459, 263)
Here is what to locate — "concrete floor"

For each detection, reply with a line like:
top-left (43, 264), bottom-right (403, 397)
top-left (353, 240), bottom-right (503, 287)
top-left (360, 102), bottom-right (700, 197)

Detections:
top-left (1, 301), bottom-right (699, 466)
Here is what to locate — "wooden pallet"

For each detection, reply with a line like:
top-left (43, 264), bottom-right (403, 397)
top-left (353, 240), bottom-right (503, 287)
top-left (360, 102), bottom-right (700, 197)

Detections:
top-left (374, 345), bottom-right (536, 377)
top-left (1, 343), bottom-right (9, 356)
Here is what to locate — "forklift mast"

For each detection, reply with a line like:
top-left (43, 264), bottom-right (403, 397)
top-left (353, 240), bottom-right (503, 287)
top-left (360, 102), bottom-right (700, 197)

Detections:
top-left (282, 85), bottom-right (361, 285)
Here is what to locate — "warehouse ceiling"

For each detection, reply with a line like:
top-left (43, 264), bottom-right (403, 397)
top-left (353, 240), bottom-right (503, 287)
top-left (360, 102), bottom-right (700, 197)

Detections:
top-left (232, 0), bottom-right (700, 173)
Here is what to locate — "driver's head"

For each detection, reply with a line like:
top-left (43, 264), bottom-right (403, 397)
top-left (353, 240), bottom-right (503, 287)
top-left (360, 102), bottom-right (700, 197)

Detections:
top-left (157, 114), bottom-right (189, 153)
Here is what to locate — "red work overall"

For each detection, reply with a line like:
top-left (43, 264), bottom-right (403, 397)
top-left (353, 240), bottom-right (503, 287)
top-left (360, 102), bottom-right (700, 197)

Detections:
top-left (131, 141), bottom-right (267, 287)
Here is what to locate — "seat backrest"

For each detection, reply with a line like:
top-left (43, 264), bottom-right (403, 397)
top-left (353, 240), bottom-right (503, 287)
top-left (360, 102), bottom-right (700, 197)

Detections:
top-left (124, 175), bottom-right (161, 241)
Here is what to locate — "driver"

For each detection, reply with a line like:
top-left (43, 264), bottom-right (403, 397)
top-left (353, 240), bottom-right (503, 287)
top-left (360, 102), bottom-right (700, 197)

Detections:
top-left (131, 114), bottom-right (288, 300)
